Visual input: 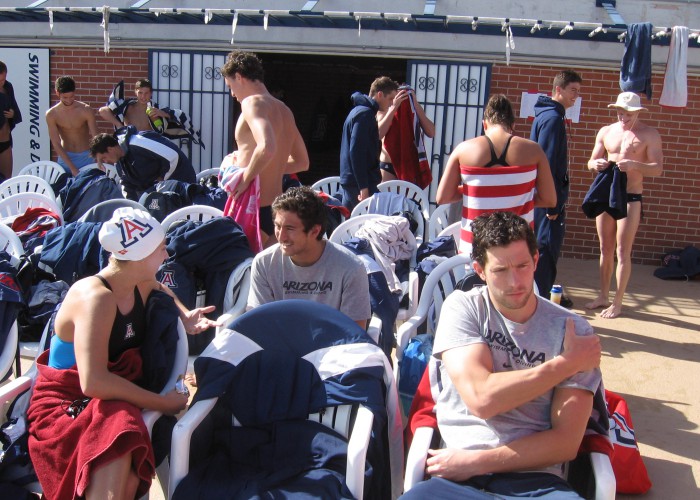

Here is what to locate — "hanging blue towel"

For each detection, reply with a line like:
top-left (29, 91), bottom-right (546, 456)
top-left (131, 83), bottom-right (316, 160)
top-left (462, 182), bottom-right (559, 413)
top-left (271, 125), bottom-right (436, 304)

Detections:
top-left (620, 23), bottom-right (653, 99)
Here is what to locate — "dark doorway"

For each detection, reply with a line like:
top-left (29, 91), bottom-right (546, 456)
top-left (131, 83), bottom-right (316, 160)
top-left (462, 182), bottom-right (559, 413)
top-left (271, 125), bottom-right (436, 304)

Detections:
top-left (256, 52), bottom-right (407, 185)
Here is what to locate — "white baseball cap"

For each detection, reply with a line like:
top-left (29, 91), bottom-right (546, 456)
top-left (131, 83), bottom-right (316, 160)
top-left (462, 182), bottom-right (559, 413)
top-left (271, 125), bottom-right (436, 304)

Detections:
top-left (98, 207), bottom-right (165, 261)
top-left (608, 92), bottom-right (647, 112)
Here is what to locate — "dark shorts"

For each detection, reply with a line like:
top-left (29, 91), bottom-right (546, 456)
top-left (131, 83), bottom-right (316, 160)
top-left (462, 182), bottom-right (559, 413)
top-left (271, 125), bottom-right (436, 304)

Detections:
top-left (0, 137), bottom-right (12, 154)
top-left (379, 161), bottom-right (396, 175)
top-left (259, 205), bottom-right (274, 235)
top-left (627, 193), bottom-right (644, 219)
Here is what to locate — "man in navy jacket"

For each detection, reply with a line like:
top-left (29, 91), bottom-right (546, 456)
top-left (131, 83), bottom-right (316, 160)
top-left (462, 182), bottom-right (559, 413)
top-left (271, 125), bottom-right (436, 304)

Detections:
top-left (89, 126), bottom-right (196, 200)
top-left (339, 77), bottom-right (399, 211)
top-left (530, 70), bottom-right (582, 306)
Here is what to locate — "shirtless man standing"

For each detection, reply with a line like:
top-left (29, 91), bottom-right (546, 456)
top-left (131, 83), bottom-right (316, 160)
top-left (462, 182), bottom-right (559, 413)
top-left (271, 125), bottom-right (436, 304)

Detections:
top-left (45, 77), bottom-right (98, 176)
top-left (585, 92), bottom-right (663, 319)
top-left (98, 79), bottom-right (169, 132)
top-left (376, 83), bottom-right (435, 182)
top-left (221, 51), bottom-right (309, 247)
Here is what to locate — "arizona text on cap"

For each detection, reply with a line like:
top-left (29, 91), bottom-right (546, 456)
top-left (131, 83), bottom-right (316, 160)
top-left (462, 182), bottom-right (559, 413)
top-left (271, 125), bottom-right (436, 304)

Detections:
top-left (98, 207), bottom-right (165, 261)
top-left (608, 92), bottom-right (647, 112)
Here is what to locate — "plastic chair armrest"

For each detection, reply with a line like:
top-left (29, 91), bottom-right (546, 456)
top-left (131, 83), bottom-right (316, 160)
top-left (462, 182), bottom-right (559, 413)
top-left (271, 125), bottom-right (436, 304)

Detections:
top-left (142, 410), bottom-right (161, 435)
top-left (346, 405), bottom-right (374, 500)
top-left (395, 315), bottom-right (423, 362)
top-left (405, 271), bottom-right (419, 318)
top-left (0, 376), bottom-right (32, 404)
top-left (590, 451), bottom-right (616, 500)
top-left (168, 397), bottom-right (219, 499)
top-left (367, 315), bottom-right (382, 344)
top-left (404, 426), bottom-right (434, 492)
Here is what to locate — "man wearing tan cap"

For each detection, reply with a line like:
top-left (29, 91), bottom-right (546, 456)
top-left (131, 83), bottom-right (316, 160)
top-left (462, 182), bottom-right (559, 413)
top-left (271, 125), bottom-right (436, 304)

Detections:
top-left (585, 92), bottom-right (663, 318)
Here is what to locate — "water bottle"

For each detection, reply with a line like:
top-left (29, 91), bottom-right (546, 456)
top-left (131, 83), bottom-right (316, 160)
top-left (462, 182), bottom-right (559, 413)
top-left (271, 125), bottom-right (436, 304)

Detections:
top-left (147, 102), bottom-right (164, 130)
top-left (550, 284), bottom-right (563, 305)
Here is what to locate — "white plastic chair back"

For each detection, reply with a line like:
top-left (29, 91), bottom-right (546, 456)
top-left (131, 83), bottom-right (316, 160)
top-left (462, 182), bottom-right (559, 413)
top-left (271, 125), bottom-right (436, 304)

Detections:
top-left (161, 205), bottom-right (224, 231)
top-left (196, 168), bottom-right (220, 182)
top-left (329, 214), bottom-right (385, 245)
top-left (437, 221), bottom-right (461, 241)
top-left (378, 180), bottom-right (429, 237)
top-left (0, 223), bottom-right (24, 262)
top-left (311, 176), bottom-right (342, 197)
top-left (396, 253), bottom-right (471, 361)
top-left (330, 213), bottom-right (419, 323)
top-left (83, 163), bottom-right (121, 182)
top-left (0, 175), bottom-right (56, 202)
top-left (18, 161), bottom-right (65, 185)
top-left (427, 204), bottom-right (452, 241)
top-left (0, 192), bottom-right (63, 223)
top-left (0, 321), bottom-right (18, 382)
top-left (349, 197), bottom-right (371, 218)
top-left (351, 195), bottom-right (424, 244)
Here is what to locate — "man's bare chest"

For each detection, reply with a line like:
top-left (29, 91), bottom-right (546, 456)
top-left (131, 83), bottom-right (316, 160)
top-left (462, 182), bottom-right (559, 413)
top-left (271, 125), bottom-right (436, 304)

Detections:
top-left (54, 109), bottom-right (89, 130)
top-left (605, 131), bottom-right (646, 159)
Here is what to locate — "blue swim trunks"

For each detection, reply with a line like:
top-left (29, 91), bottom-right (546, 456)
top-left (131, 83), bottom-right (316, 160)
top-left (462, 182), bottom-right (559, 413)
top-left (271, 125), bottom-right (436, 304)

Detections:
top-left (57, 149), bottom-right (94, 174)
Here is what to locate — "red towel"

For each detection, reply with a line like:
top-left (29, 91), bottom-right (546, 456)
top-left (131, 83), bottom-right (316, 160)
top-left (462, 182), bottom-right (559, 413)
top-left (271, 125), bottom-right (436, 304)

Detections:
top-left (384, 97), bottom-right (432, 189)
top-left (28, 349), bottom-right (155, 499)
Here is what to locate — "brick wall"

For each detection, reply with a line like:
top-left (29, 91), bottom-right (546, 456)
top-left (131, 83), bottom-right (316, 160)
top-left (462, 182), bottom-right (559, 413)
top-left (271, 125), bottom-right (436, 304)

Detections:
top-left (49, 47), bottom-right (149, 135)
top-left (491, 64), bottom-right (700, 265)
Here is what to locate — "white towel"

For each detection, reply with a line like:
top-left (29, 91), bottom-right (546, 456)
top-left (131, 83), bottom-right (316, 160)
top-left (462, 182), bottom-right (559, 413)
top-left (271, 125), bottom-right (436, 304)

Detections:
top-left (660, 26), bottom-right (689, 108)
top-left (356, 216), bottom-right (416, 293)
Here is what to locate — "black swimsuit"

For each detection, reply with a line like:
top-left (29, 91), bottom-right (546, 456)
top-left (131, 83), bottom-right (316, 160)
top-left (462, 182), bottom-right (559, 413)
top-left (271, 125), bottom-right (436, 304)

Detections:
top-left (483, 135), bottom-right (514, 167)
top-left (95, 275), bottom-right (147, 361)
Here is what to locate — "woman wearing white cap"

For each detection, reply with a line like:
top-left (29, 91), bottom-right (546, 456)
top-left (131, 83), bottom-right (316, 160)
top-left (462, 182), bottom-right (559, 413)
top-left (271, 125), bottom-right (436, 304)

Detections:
top-left (27, 207), bottom-right (219, 500)
top-left (585, 92), bottom-right (664, 319)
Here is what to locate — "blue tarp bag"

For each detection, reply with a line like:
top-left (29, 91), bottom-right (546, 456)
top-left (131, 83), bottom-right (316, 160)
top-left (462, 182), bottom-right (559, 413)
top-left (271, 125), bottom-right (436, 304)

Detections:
top-left (398, 333), bottom-right (434, 414)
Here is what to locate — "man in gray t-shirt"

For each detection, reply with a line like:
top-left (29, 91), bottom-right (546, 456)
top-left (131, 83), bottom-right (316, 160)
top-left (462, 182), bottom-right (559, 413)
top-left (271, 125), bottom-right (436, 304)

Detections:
top-left (247, 187), bottom-right (371, 328)
top-left (402, 212), bottom-right (602, 499)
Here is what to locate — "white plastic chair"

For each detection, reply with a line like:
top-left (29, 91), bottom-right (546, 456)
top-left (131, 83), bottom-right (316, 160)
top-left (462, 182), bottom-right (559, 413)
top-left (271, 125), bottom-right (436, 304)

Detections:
top-left (0, 223), bottom-right (24, 264)
top-left (436, 221), bottom-right (461, 241)
top-left (0, 192), bottom-right (63, 224)
top-left (0, 318), bottom-right (18, 383)
top-left (351, 195), bottom-right (425, 245)
top-left (378, 180), bottom-right (429, 239)
top-left (18, 161), bottom-right (66, 185)
top-left (168, 302), bottom-right (402, 500)
top-left (329, 214), bottom-right (385, 245)
top-left (0, 175), bottom-right (56, 202)
top-left (161, 205), bottom-right (224, 231)
top-left (395, 253), bottom-right (471, 364)
top-left (427, 204), bottom-right (453, 241)
top-left (330, 214), bottom-right (419, 324)
top-left (195, 168), bottom-right (220, 182)
top-left (349, 197), bottom-right (371, 218)
top-left (403, 414), bottom-right (616, 499)
top-left (310, 175), bottom-right (342, 197)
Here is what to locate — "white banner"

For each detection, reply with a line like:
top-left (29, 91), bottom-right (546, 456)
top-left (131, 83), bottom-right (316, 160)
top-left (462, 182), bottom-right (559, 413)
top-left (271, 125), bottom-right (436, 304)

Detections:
top-left (520, 91), bottom-right (581, 123)
top-left (0, 47), bottom-right (51, 176)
